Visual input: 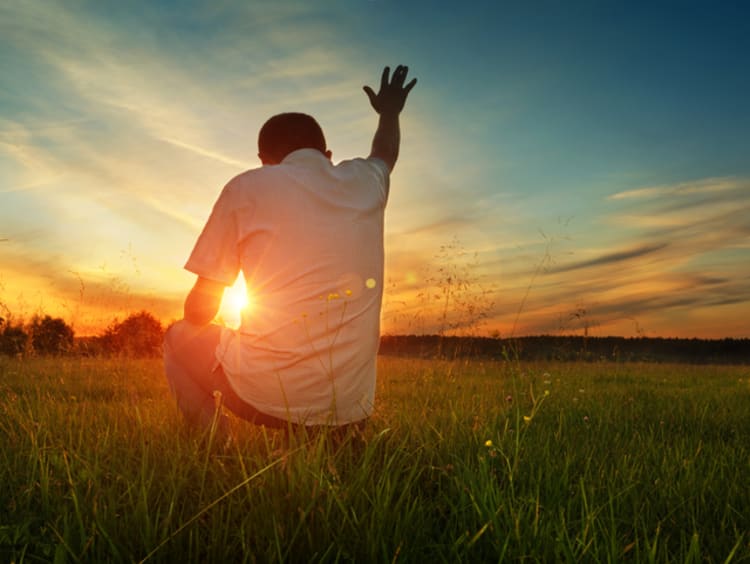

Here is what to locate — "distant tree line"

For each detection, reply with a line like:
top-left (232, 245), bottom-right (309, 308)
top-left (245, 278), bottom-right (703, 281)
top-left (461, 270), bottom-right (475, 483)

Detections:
top-left (379, 334), bottom-right (750, 365)
top-left (0, 311), bottom-right (164, 358)
top-left (3, 307), bottom-right (748, 364)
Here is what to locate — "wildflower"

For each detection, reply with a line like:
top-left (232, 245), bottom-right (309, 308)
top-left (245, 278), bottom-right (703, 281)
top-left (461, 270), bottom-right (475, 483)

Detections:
top-left (484, 439), bottom-right (493, 447)
top-left (544, 389), bottom-right (550, 396)
top-left (345, 289), bottom-right (353, 296)
top-left (505, 394), bottom-right (512, 402)
top-left (212, 390), bottom-right (223, 409)
top-left (365, 278), bottom-right (376, 289)
top-left (523, 415), bottom-right (532, 424)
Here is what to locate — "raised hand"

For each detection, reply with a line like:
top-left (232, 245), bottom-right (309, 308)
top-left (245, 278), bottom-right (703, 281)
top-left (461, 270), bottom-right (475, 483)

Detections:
top-left (363, 65), bottom-right (417, 116)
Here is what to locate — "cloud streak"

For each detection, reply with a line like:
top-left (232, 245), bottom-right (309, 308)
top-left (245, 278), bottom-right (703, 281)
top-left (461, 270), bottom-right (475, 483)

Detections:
top-left (549, 243), bottom-right (669, 274)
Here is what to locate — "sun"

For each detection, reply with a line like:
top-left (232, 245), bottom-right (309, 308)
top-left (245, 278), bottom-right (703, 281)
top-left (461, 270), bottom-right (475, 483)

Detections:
top-left (219, 274), bottom-right (253, 328)
top-left (226, 283), bottom-right (249, 312)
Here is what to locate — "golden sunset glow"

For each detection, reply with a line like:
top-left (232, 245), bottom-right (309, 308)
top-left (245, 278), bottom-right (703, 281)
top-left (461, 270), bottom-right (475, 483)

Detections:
top-left (1, 3), bottom-right (748, 339)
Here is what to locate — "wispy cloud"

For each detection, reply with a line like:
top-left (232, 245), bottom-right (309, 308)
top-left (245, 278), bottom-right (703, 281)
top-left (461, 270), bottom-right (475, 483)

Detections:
top-left (156, 136), bottom-right (248, 169)
top-left (549, 243), bottom-right (669, 274)
top-left (608, 177), bottom-right (742, 200)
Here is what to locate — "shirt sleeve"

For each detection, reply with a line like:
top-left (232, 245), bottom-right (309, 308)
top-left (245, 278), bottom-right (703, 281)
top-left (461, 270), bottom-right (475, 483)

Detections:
top-left (363, 157), bottom-right (391, 202)
top-left (184, 183), bottom-right (241, 285)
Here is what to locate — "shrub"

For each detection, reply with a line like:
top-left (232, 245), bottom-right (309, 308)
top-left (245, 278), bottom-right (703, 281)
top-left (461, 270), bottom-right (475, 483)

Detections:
top-left (0, 316), bottom-right (31, 356)
top-left (30, 315), bottom-right (75, 355)
top-left (101, 311), bottom-right (164, 357)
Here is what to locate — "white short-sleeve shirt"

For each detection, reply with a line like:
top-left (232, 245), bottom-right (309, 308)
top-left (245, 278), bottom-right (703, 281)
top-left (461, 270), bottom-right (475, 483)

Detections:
top-left (185, 149), bottom-right (390, 425)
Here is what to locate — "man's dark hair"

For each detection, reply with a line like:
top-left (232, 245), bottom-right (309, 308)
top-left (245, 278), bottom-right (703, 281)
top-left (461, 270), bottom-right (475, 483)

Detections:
top-left (258, 113), bottom-right (327, 163)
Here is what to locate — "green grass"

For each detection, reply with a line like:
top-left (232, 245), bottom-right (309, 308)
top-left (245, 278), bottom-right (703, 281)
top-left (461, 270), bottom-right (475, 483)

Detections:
top-left (1, 356), bottom-right (749, 562)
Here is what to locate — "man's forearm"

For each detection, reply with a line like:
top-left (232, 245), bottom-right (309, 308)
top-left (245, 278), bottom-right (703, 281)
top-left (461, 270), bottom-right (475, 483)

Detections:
top-left (369, 112), bottom-right (400, 171)
top-left (184, 276), bottom-right (225, 326)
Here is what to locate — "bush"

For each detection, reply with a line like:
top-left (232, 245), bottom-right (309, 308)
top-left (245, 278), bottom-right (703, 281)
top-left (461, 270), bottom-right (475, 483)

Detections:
top-left (29, 315), bottom-right (75, 355)
top-left (0, 316), bottom-right (31, 356)
top-left (101, 311), bottom-right (164, 357)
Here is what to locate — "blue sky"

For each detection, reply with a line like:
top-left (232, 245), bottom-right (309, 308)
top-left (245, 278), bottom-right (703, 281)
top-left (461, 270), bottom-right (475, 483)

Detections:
top-left (1, 0), bottom-right (749, 337)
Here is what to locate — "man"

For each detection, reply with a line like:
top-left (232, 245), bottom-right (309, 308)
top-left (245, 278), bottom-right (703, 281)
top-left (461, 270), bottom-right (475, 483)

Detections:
top-left (163, 65), bottom-right (417, 432)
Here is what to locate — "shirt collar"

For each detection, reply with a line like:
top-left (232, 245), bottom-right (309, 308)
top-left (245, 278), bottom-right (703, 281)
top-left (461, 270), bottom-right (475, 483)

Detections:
top-left (281, 148), bottom-right (331, 167)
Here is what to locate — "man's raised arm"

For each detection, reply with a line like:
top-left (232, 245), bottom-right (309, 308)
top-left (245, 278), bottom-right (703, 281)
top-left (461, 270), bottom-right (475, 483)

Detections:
top-left (363, 65), bottom-right (417, 172)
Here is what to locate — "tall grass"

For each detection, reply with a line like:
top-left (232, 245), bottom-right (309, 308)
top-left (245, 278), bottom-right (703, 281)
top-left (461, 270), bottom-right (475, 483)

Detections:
top-left (1, 356), bottom-right (748, 562)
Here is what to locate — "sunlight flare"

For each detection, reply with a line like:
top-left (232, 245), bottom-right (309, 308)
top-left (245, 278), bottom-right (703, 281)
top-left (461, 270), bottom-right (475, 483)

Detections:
top-left (219, 274), bottom-right (253, 328)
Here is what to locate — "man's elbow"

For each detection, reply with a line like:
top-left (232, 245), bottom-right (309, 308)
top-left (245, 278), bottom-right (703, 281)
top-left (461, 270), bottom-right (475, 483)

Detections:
top-left (183, 295), bottom-right (217, 326)
top-left (183, 308), bottom-right (214, 326)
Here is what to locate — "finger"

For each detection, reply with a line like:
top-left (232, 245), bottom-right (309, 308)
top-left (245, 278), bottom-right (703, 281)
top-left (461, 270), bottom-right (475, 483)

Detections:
top-left (395, 65), bottom-right (410, 87)
top-left (391, 65), bottom-right (404, 85)
top-left (380, 66), bottom-right (390, 90)
top-left (404, 77), bottom-right (417, 94)
top-left (363, 86), bottom-right (376, 104)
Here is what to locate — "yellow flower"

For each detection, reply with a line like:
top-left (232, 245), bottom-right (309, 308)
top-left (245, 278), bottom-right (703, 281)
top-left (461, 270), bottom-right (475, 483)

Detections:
top-left (345, 289), bottom-right (353, 296)
top-left (544, 389), bottom-right (550, 396)
top-left (484, 439), bottom-right (493, 447)
top-left (523, 415), bottom-right (532, 424)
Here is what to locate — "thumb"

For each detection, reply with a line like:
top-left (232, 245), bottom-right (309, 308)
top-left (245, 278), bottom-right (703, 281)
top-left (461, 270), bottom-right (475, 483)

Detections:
top-left (363, 86), bottom-right (376, 105)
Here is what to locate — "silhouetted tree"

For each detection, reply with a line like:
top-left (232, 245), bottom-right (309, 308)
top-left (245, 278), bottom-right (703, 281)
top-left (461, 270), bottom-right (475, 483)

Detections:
top-left (102, 311), bottom-right (164, 357)
top-left (29, 315), bottom-right (74, 355)
top-left (0, 316), bottom-right (31, 356)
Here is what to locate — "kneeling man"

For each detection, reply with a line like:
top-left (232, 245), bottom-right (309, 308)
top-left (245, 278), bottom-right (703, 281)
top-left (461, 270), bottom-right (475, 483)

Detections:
top-left (164, 66), bottom-right (416, 431)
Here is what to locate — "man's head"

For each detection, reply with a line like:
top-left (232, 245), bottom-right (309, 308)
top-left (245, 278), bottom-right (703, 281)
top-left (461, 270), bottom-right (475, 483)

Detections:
top-left (257, 113), bottom-right (332, 165)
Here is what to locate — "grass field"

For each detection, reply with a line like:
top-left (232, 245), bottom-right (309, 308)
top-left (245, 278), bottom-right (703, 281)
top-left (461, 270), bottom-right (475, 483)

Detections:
top-left (1, 355), bottom-right (748, 562)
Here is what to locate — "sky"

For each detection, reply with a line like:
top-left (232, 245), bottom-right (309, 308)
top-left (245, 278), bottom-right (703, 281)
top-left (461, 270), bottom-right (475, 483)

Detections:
top-left (1, 0), bottom-right (749, 338)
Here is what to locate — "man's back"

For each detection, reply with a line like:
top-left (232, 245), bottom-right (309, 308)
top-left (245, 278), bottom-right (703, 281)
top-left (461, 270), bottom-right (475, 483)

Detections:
top-left (186, 149), bottom-right (390, 424)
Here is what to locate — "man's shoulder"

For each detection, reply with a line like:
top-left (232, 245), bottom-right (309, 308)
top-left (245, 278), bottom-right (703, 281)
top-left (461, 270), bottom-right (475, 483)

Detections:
top-left (221, 165), bottom-right (274, 194)
top-left (334, 157), bottom-right (390, 185)
top-left (336, 156), bottom-right (389, 171)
